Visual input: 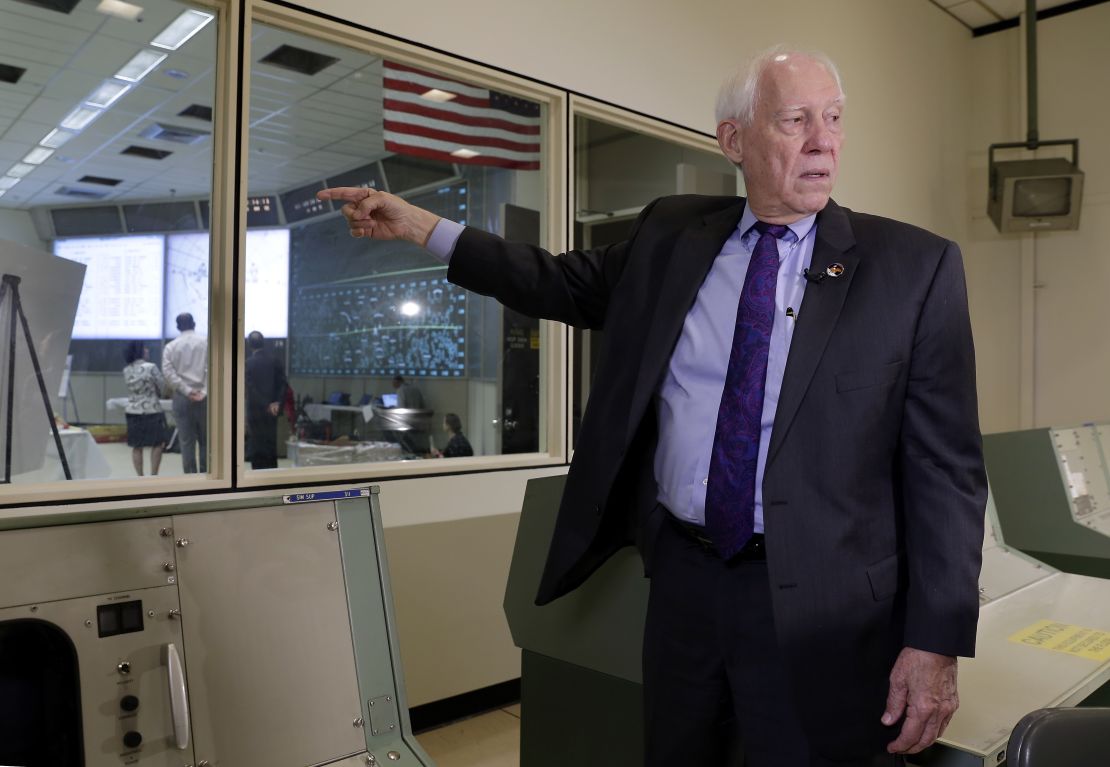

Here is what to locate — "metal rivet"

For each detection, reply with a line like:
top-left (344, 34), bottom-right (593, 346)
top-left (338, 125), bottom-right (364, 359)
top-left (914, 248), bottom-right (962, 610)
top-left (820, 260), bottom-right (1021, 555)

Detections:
top-left (85, 619), bottom-right (93, 627)
top-left (160, 527), bottom-right (172, 537)
top-left (29, 605), bottom-right (38, 612)
top-left (147, 610), bottom-right (155, 618)
top-left (353, 717), bottom-right (364, 727)
top-left (176, 538), bottom-right (190, 548)
top-left (387, 752), bottom-right (401, 761)
top-left (327, 521), bottom-right (339, 531)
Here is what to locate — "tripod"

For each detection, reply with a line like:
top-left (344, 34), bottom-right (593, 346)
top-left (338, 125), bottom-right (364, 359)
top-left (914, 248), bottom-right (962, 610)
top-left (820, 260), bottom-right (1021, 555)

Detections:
top-left (1, 274), bottom-right (72, 482)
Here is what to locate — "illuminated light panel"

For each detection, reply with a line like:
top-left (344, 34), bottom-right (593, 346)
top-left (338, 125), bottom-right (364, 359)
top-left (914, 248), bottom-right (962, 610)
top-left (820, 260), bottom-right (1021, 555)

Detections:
top-left (420, 88), bottom-right (457, 103)
top-left (0, 189), bottom-right (6, 198)
top-left (400, 301), bottom-right (421, 317)
top-left (115, 50), bottom-right (167, 82)
top-left (86, 79), bottom-right (132, 108)
top-left (150, 9), bottom-right (214, 50)
top-left (97, 0), bottom-right (144, 21)
top-left (450, 148), bottom-right (481, 159)
top-left (60, 105), bottom-right (104, 131)
top-left (0, 177), bottom-right (20, 190)
top-left (41, 128), bottom-right (77, 148)
top-left (6, 163), bottom-right (35, 178)
top-left (23, 147), bottom-right (54, 165)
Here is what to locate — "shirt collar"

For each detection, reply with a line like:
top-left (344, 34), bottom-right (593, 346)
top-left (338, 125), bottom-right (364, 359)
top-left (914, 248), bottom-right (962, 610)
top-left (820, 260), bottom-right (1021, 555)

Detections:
top-left (738, 204), bottom-right (818, 245)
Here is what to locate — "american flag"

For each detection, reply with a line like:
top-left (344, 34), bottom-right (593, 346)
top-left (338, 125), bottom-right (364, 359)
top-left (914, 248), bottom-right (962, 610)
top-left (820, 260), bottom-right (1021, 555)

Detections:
top-left (382, 61), bottom-right (542, 171)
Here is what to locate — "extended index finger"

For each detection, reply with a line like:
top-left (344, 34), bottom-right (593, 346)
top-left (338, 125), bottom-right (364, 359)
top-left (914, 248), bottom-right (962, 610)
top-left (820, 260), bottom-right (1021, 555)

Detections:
top-left (317, 186), bottom-right (371, 203)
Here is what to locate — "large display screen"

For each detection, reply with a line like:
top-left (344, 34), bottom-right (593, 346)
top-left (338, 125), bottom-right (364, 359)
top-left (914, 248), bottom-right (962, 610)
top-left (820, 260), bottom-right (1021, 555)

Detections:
top-left (55, 234), bottom-right (165, 339)
top-left (165, 230), bottom-right (289, 338)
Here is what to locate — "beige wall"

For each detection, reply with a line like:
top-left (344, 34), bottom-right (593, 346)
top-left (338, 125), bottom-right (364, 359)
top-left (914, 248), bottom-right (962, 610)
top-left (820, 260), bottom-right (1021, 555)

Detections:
top-left (965, 3), bottom-right (1110, 432)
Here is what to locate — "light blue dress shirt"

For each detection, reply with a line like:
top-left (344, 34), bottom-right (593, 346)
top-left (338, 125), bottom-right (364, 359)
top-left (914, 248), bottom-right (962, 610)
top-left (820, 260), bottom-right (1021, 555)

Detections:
top-left (424, 206), bottom-right (817, 532)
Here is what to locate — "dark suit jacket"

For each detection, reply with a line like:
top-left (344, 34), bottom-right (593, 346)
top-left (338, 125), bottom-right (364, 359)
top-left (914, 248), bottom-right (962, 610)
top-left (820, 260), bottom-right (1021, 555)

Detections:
top-left (448, 195), bottom-right (987, 758)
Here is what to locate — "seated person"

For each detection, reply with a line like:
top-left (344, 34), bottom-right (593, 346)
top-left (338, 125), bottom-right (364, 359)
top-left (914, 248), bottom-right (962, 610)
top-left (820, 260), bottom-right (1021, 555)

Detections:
top-left (433, 413), bottom-right (473, 458)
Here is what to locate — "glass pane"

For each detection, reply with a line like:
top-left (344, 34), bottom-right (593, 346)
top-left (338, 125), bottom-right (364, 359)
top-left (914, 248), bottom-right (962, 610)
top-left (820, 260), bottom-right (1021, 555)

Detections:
top-left (244, 25), bottom-right (548, 471)
top-left (0, 0), bottom-right (219, 484)
top-left (571, 114), bottom-right (738, 447)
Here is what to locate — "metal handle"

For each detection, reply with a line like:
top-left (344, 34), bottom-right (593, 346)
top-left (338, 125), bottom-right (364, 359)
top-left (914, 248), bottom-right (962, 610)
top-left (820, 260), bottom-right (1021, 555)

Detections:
top-left (164, 642), bottom-right (190, 750)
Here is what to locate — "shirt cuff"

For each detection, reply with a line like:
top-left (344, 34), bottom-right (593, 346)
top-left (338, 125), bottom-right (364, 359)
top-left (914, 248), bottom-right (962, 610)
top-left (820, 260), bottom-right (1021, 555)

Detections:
top-left (425, 219), bottom-right (465, 263)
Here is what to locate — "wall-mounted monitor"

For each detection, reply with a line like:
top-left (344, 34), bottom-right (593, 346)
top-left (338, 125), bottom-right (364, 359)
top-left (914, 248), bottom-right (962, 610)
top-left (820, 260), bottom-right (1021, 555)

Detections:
top-left (54, 234), bottom-right (165, 339)
top-left (988, 158), bottom-right (1084, 233)
top-left (165, 229), bottom-right (289, 339)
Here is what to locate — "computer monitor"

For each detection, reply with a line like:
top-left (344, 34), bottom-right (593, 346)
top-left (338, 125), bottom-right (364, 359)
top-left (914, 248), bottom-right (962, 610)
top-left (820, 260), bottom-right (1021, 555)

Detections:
top-left (380, 393), bottom-right (398, 408)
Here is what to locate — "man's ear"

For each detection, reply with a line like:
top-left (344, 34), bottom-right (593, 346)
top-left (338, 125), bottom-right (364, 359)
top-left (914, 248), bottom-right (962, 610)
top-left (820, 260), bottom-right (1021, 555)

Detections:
top-left (716, 120), bottom-right (743, 165)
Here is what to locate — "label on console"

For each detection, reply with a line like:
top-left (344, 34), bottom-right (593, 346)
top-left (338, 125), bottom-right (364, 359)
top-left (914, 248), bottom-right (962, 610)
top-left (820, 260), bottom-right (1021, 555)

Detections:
top-left (282, 488), bottom-right (371, 504)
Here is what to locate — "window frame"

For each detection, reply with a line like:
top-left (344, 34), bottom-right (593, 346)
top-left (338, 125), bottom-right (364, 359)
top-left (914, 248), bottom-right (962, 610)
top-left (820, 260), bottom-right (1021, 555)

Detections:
top-left (566, 95), bottom-right (734, 455)
top-left (0, 0), bottom-right (240, 509)
top-left (234, 2), bottom-right (569, 487)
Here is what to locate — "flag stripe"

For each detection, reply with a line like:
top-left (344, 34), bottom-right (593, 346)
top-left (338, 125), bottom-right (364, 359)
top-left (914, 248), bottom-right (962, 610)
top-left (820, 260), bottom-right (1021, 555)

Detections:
top-left (382, 109), bottom-right (541, 145)
top-left (384, 140), bottom-right (540, 170)
top-left (383, 92), bottom-right (541, 131)
top-left (383, 131), bottom-right (541, 163)
top-left (383, 61), bottom-right (488, 99)
top-left (384, 121), bottom-right (540, 153)
top-left (382, 76), bottom-right (491, 109)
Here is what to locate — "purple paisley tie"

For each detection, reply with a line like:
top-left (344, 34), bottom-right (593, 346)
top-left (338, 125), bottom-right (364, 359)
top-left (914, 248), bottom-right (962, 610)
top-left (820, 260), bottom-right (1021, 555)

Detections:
top-left (704, 221), bottom-right (787, 558)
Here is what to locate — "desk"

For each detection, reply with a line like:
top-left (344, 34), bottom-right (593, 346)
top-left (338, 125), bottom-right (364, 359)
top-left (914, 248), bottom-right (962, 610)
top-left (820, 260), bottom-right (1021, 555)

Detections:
top-left (45, 428), bottom-right (112, 480)
top-left (303, 403), bottom-right (375, 423)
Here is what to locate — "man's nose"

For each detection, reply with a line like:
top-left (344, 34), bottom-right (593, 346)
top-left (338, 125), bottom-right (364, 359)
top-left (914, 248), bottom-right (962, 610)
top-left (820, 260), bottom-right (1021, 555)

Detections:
top-left (805, 123), bottom-right (838, 153)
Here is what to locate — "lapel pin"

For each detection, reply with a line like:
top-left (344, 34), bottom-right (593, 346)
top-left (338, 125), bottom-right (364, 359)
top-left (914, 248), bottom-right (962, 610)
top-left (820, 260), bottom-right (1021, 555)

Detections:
top-left (825, 263), bottom-right (845, 278)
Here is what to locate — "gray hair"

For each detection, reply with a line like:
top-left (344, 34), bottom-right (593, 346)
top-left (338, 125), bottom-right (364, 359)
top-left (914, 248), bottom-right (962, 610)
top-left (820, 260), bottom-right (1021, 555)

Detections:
top-left (715, 45), bottom-right (845, 127)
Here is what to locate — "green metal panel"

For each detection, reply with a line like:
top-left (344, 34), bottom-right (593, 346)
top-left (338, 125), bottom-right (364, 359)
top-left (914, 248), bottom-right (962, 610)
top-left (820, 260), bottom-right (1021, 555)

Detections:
top-left (337, 489), bottom-right (433, 765)
top-left (983, 428), bottom-right (1110, 575)
top-left (519, 650), bottom-right (644, 767)
top-left (503, 474), bottom-right (649, 684)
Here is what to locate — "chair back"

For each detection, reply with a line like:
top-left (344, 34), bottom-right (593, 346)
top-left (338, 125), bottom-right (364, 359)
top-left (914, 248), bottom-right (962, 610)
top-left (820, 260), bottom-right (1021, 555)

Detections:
top-left (1006, 707), bottom-right (1110, 767)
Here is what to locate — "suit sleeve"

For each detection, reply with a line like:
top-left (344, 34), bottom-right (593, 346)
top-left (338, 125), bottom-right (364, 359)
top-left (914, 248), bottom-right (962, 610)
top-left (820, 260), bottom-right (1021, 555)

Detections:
top-left (899, 241), bottom-right (987, 657)
top-left (446, 198), bottom-right (661, 329)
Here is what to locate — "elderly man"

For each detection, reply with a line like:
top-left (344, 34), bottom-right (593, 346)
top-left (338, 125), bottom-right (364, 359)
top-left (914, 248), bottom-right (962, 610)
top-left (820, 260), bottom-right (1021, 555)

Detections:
top-left (320, 46), bottom-right (986, 767)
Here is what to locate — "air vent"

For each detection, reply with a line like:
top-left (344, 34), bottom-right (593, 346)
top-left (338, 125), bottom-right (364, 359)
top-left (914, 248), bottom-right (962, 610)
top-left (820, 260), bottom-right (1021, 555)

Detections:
top-left (10, 0), bottom-right (80, 14)
top-left (0, 64), bottom-right (26, 84)
top-left (139, 122), bottom-right (209, 145)
top-left (78, 175), bottom-right (122, 187)
top-left (121, 145), bottom-right (173, 160)
top-left (55, 186), bottom-right (108, 199)
top-left (178, 104), bottom-right (213, 122)
top-left (259, 44), bottom-right (339, 76)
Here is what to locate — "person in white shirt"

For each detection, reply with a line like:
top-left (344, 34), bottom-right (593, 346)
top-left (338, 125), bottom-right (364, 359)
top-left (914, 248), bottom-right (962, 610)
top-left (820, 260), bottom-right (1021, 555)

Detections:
top-left (162, 312), bottom-right (208, 473)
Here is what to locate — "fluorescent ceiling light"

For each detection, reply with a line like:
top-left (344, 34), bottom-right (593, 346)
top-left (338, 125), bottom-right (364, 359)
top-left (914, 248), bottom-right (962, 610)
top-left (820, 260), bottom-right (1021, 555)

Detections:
top-left (115, 50), bottom-right (167, 82)
top-left (0, 190), bottom-right (6, 198)
top-left (0, 177), bottom-right (20, 190)
top-left (97, 0), bottom-right (144, 21)
top-left (6, 163), bottom-right (35, 178)
top-left (421, 89), bottom-right (457, 103)
top-left (23, 147), bottom-right (54, 165)
top-left (451, 148), bottom-right (481, 159)
top-left (60, 105), bottom-right (104, 131)
top-left (150, 9), bottom-right (214, 50)
top-left (86, 79), bottom-right (132, 108)
top-left (41, 128), bottom-right (77, 148)
top-left (400, 302), bottom-right (421, 317)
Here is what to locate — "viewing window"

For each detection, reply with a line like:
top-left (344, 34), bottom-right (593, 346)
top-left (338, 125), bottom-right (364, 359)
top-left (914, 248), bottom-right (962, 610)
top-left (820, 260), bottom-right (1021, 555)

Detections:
top-left (571, 110), bottom-right (738, 447)
top-left (242, 22), bottom-right (552, 474)
top-left (0, 0), bottom-right (220, 487)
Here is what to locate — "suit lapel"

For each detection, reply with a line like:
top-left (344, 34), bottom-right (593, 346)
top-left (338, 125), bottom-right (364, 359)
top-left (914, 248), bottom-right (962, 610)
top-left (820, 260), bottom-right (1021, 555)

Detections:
top-left (625, 200), bottom-right (745, 444)
top-left (766, 200), bottom-right (857, 467)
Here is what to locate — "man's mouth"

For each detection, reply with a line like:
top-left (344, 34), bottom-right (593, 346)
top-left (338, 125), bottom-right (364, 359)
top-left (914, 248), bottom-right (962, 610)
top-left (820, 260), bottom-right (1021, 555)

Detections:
top-left (800, 170), bottom-right (830, 180)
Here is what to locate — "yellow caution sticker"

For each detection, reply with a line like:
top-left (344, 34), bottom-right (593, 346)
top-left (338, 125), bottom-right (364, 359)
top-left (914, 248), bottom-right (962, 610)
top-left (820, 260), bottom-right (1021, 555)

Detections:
top-left (1007, 619), bottom-right (1110, 662)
